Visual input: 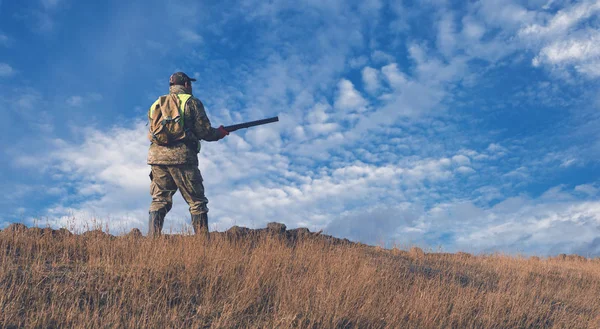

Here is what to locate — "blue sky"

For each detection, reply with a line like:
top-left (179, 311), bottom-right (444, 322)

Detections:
top-left (1, 0), bottom-right (600, 256)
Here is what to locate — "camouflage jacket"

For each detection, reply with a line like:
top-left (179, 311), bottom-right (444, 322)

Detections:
top-left (147, 85), bottom-right (222, 166)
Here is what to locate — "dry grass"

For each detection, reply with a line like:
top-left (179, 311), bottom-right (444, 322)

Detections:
top-left (1, 225), bottom-right (599, 328)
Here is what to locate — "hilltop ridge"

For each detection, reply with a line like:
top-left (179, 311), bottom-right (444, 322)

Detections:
top-left (1, 221), bottom-right (356, 246)
top-left (1, 221), bottom-right (599, 328)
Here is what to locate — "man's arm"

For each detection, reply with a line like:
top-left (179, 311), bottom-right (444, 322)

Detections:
top-left (188, 98), bottom-right (228, 142)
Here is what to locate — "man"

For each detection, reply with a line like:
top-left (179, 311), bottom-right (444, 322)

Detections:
top-left (147, 72), bottom-right (229, 237)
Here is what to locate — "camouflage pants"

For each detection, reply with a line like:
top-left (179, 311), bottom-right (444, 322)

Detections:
top-left (149, 164), bottom-right (209, 215)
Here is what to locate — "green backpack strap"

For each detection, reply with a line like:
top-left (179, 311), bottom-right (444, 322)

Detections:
top-left (149, 98), bottom-right (161, 119)
top-left (176, 94), bottom-right (192, 126)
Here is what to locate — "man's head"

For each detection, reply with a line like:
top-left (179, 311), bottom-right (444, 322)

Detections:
top-left (169, 72), bottom-right (196, 93)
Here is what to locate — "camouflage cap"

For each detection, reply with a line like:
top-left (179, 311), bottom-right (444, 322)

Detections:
top-left (169, 72), bottom-right (197, 86)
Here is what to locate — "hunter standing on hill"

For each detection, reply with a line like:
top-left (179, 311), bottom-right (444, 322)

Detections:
top-left (147, 72), bottom-right (229, 237)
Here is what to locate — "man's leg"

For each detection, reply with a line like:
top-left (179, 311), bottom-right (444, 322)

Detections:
top-left (149, 165), bottom-right (177, 236)
top-left (168, 165), bottom-right (209, 236)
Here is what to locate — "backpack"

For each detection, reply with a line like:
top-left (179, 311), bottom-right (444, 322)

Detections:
top-left (147, 93), bottom-right (192, 145)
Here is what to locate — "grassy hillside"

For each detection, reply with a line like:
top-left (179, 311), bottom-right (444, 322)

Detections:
top-left (1, 223), bottom-right (599, 328)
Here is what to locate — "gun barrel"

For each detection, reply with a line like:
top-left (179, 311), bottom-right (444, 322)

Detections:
top-left (223, 116), bottom-right (279, 132)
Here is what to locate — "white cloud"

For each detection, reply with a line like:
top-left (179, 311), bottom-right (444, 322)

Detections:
top-left (559, 157), bottom-right (578, 168)
top-left (437, 13), bottom-right (456, 57)
top-left (361, 66), bottom-right (381, 95)
top-left (371, 50), bottom-right (395, 63)
top-left (452, 154), bottom-right (471, 166)
top-left (17, 93), bottom-right (39, 110)
top-left (308, 123), bottom-right (339, 135)
top-left (16, 122), bottom-right (151, 230)
top-left (245, 125), bottom-right (282, 150)
top-left (575, 184), bottom-right (598, 196)
top-left (36, 13), bottom-right (55, 33)
top-left (324, 184), bottom-right (600, 256)
top-left (533, 31), bottom-right (600, 77)
top-left (474, 0), bottom-right (538, 29)
top-left (408, 43), bottom-right (468, 84)
top-left (462, 198), bottom-right (600, 255)
top-left (381, 63), bottom-right (408, 88)
top-left (519, 1), bottom-right (600, 39)
top-left (536, 32), bottom-right (599, 64)
top-left (456, 166), bottom-right (475, 175)
top-left (66, 93), bottom-right (103, 107)
top-left (461, 16), bottom-right (485, 41)
top-left (179, 28), bottom-right (203, 43)
top-left (517, 0), bottom-right (600, 77)
top-left (349, 56), bottom-right (368, 68)
top-left (306, 103), bottom-right (330, 124)
top-left (23, 0), bottom-right (68, 33)
top-left (503, 166), bottom-right (529, 180)
top-left (0, 63), bottom-right (15, 77)
top-left (325, 204), bottom-right (421, 244)
top-left (41, 0), bottom-right (63, 9)
top-left (334, 79), bottom-right (367, 112)
top-left (0, 33), bottom-right (9, 47)
top-left (486, 143), bottom-right (508, 158)
top-left (352, 58), bottom-right (458, 121)
top-left (1, 88), bottom-right (54, 133)
top-left (67, 96), bottom-right (83, 107)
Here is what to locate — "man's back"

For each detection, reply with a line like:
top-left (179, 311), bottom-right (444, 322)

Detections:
top-left (147, 84), bottom-right (222, 166)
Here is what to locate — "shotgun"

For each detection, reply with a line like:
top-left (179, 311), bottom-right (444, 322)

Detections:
top-left (223, 116), bottom-right (279, 133)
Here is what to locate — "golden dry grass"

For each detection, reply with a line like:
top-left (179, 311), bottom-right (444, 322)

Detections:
top-left (1, 225), bottom-right (599, 328)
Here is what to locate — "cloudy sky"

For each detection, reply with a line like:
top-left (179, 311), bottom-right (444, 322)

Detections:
top-left (1, 0), bottom-right (600, 256)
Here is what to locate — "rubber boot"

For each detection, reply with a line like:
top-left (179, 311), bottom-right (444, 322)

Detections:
top-left (192, 213), bottom-right (209, 239)
top-left (148, 210), bottom-right (165, 237)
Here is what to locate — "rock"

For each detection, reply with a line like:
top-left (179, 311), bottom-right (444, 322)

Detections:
top-left (295, 227), bottom-right (310, 235)
top-left (82, 229), bottom-right (110, 239)
top-left (391, 248), bottom-right (407, 256)
top-left (409, 247), bottom-right (425, 259)
top-left (566, 254), bottom-right (587, 262)
top-left (287, 227), bottom-right (310, 237)
top-left (28, 227), bottom-right (44, 236)
top-left (126, 228), bottom-right (143, 238)
top-left (54, 228), bottom-right (73, 238)
top-left (6, 223), bottom-right (28, 233)
top-left (226, 226), bottom-right (251, 237)
top-left (267, 222), bottom-right (286, 234)
top-left (286, 228), bottom-right (311, 242)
